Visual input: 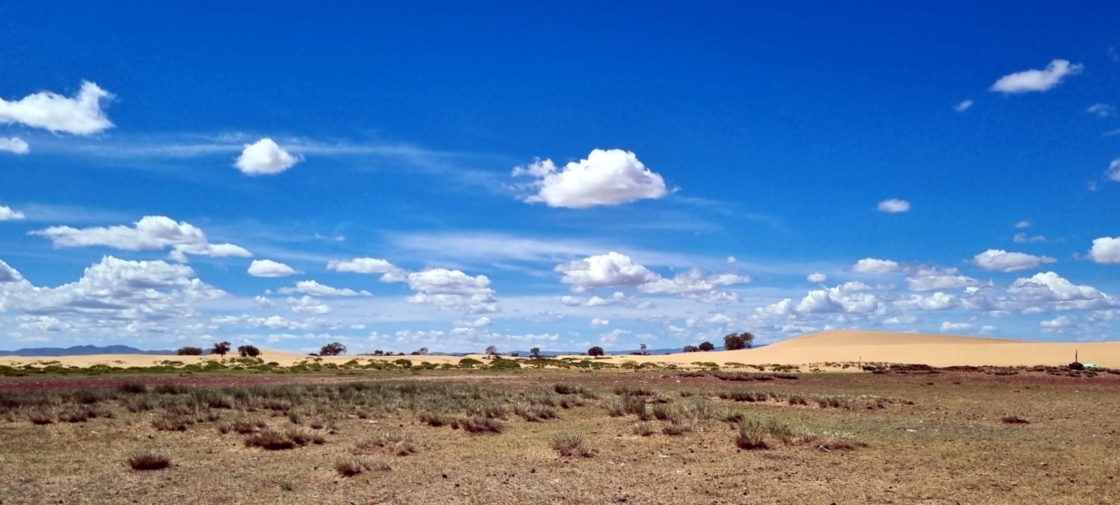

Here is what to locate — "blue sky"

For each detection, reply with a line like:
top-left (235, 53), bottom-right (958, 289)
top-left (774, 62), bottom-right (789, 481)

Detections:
top-left (2, 2), bottom-right (1120, 353)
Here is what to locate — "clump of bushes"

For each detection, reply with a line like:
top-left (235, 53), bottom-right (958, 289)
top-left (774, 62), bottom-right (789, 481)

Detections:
top-left (455, 416), bottom-right (504, 434)
top-left (335, 458), bottom-right (390, 477)
top-left (551, 432), bottom-right (593, 457)
top-left (244, 427), bottom-right (325, 450)
top-left (128, 449), bottom-right (171, 471)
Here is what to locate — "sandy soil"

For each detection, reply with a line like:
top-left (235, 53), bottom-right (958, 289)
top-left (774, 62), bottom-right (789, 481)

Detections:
top-left (3, 329), bottom-right (1118, 369)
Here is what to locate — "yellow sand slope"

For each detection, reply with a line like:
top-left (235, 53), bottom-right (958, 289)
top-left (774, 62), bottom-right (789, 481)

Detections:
top-left (2, 330), bottom-right (1118, 369)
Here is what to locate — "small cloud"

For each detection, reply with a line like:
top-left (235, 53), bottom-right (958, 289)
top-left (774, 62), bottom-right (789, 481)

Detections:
top-left (0, 205), bottom-right (26, 221)
top-left (954, 100), bottom-right (973, 112)
top-left (1013, 232), bottom-right (1046, 244)
top-left (807, 272), bottom-right (828, 283)
top-left (990, 59), bottom-right (1082, 94)
top-left (0, 81), bottom-right (114, 134)
top-left (940, 321), bottom-right (974, 333)
top-left (1014, 220), bottom-right (1031, 229)
top-left (1107, 157), bottom-right (1120, 182)
top-left (1105, 128), bottom-right (1120, 137)
top-left (0, 137), bottom-right (29, 154)
top-left (852, 258), bottom-right (902, 275)
top-left (972, 249), bottom-right (1056, 272)
top-left (247, 259), bottom-right (299, 278)
top-left (1088, 237), bottom-right (1120, 264)
top-left (512, 149), bottom-right (668, 208)
top-left (1087, 104), bottom-right (1115, 117)
top-left (235, 138), bottom-right (300, 175)
top-left (726, 256), bottom-right (737, 264)
top-left (590, 318), bottom-right (610, 328)
top-left (877, 199), bottom-right (910, 213)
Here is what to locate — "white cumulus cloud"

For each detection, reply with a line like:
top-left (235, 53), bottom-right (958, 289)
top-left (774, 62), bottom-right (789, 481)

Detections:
top-left (281, 280), bottom-right (369, 297)
top-left (513, 149), bottom-right (668, 208)
top-left (807, 272), bottom-right (828, 283)
top-left (877, 199), bottom-right (910, 213)
top-left (0, 137), bottom-right (29, 154)
top-left (327, 257), bottom-right (406, 282)
top-left (234, 138), bottom-right (300, 175)
top-left (852, 258), bottom-right (902, 275)
top-left (405, 268), bottom-right (497, 314)
top-left (0, 258), bottom-right (24, 283)
top-left (31, 216), bottom-right (251, 263)
top-left (247, 259), bottom-right (298, 278)
top-left (905, 267), bottom-right (978, 291)
top-left (973, 249), bottom-right (1055, 272)
top-left (556, 252), bottom-right (659, 291)
top-left (1089, 237), bottom-right (1120, 264)
top-left (0, 81), bottom-right (113, 134)
top-left (590, 318), bottom-right (610, 328)
top-left (0, 205), bottom-right (26, 221)
top-left (990, 59), bottom-right (1082, 94)
top-left (940, 321), bottom-right (974, 332)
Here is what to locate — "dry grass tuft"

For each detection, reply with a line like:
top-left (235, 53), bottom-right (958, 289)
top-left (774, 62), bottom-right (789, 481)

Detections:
top-left (551, 432), bottom-right (594, 457)
top-left (127, 449), bottom-right (171, 471)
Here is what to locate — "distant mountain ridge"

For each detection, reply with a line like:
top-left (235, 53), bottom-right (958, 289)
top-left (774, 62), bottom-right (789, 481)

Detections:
top-left (0, 345), bottom-right (177, 357)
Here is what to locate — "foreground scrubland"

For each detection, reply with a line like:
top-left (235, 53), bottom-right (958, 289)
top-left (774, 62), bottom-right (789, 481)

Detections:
top-left (2, 366), bottom-right (1118, 504)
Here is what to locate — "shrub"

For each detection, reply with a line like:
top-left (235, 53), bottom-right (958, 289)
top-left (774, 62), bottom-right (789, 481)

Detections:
top-left (514, 403), bottom-right (557, 422)
top-left (118, 383), bottom-right (150, 394)
top-left (335, 458), bottom-right (369, 477)
top-left (457, 416), bottom-right (504, 434)
top-left (154, 383), bottom-right (188, 395)
top-left (210, 341), bottom-right (231, 357)
top-left (152, 412), bottom-right (191, 431)
top-left (1002, 415), bottom-right (1030, 424)
top-left (698, 341), bottom-right (715, 352)
top-left (418, 411), bottom-right (448, 427)
top-left (723, 332), bottom-right (755, 350)
top-left (237, 345), bottom-right (261, 358)
top-left (128, 449), bottom-right (171, 471)
top-left (486, 359), bottom-right (521, 370)
top-left (458, 358), bottom-right (484, 369)
top-left (244, 427), bottom-right (322, 450)
top-left (355, 432), bottom-right (417, 456)
top-left (662, 423), bottom-right (692, 436)
top-left (682, 345), bottom-right (699, 353)
top-left (176, 347), bottom-right (203, 356)
top-left (320, 342), bottom-right (347, 356)
top-left (633, 421), bottom-right (656, 436)
top-left (553, 384), bottom-right (586, 395)
top-left (736, 419), bottom-right (769, 450)
top-left (551, 432), bottom-right (593, 457)
top-left (588, 346), bottom-right (605, 357)
top-left (219, 417), bottom-right (266, 435)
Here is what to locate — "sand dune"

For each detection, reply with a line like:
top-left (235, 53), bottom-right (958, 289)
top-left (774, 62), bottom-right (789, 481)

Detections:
top-left (2, 330), bottom-right (1118, 370)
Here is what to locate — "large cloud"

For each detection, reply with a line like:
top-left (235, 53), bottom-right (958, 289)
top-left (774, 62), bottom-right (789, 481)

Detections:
top-left (852, 258), bottom-right (902, 275)
top-left (31, 216), bottom-right (251, 263)
top-left (247, 259), bottom-right (298, 277)
top-left (973, 249), bottom-right (1055, 272)
top-left (327, 257), bottom-right (407, 282)
top-left (1, 256), bottom-right (223, 327)
top-left (234, 138), bottom-right (300, 175)
top-left (1007, 272), bottom-right (1118, 310)
top-left (0, 259), bottom-right (23, 283)
top-left (990, 60), bottom-right (1082, 94)
top-left (0, 137), bottom-right (29, 154)
top-left (513, 149), bottom-right (668, 208)
top-left (1089, 237), bottom-right (1120, 264)
top-left (0, 205), bottom-right (26, 221)
top-left (0, 81), bottom-right (113, 134)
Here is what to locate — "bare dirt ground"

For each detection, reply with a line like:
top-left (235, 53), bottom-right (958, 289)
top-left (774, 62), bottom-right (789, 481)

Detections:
top-left (2, 369), bottom-right (1118, 504)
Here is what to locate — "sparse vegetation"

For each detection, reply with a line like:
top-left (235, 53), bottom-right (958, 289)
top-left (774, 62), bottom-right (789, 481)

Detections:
top-left (551, 432), bottom-right (593, 457)
top-left (127, 449), bottom-right (171, 471)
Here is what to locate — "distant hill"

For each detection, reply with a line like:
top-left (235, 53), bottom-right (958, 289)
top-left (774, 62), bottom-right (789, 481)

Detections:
top-left (0, 345), bottom-right (177, 357)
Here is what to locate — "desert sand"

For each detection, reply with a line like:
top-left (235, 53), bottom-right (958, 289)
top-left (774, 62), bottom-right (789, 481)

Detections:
top-left (3, 329), bottom-right (1118, 369)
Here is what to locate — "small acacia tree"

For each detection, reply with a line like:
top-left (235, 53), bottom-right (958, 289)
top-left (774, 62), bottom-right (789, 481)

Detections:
top-left (320, 342), bottom-right (347, 356)
top-left (530, 347), bottom-right (541, 358)
top-left (237, 345), bottom-right (261, 358)
top-left (682, 345), bottom-right (700, 353)
top-left (588, 346), bottom-right (605, 357)
top-left (639, 343), bottom-right (648, 355)
top-left (210, 341), bottom-right (231, 357)
top-left (176, 346), bottom-right (203, 356)
top-left (723, 332), bottom-right (755, 351)
top-left (698, 341), bottom-right (715, 352)
top-left (485, 345), bottom-right (499, 358)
